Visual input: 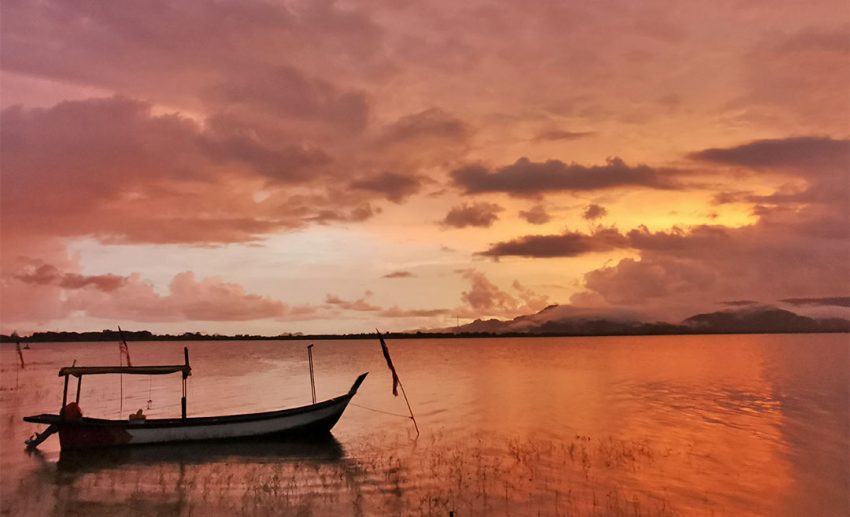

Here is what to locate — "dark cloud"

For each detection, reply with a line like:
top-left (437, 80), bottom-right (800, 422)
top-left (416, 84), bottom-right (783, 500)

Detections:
top-left (690, 136), bottom-right (849, 171)
top-left (0, 98), bottom-right (391, 245)
top-left (780, 296), bottom-right (850, 308)
top-left (451, 157), bottom-right (677, 197)
top-left (572, 217), bottom-right (849, 317)
top-left (479, 228), bottom-right (628, 258)
top-left (210, 66), bottom-right (370, 131)
top-left (442, 202), bottom-right (504, 228)
top-left (309, 204), bottom-right (379, 225)
top-left (383, 271), bottom-right (415, 279)
top-left (1, 0), bottom-right (385, 111)
top-left (350, 172), bottom-right (423, 203)
top-left (583, 204), bottom-right (608, 220)
top-left (477, 222), bottom-right (770, 259)
top-left (711, 191), bottom-right (752, 205)
top-left (625, 225), bottom-right (732, 253)
top-left (200, 133), bottom-right (331, 184)
top-left (532, 129), bottom-right (593, 142)
top-left (16, 264), bottom-right (127, 292)
top-left (379, 108), bottom-right (468, 145)
top-left (518, 205), bottom-right (551, 225)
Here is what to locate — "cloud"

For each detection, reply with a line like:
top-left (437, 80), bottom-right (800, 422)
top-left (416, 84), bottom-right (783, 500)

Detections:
top-left (378, 307), bottom-right (450, 318)
top-left (460, 270), bottom-right (517, 312)
top-left (350, 172), bottom-right (423, 203)
top-left (379, 108), bottom-right (469, 145)
top-left (324, 292), bottom-right (451, 319)
top-left (16, 270), bottom-right (315, 323)
top-left (532, 129), bottom-right (593, 142)
top-left (15, 264), bottom-right (127, 292)
top-left (382, 271), bottom-right (415, 279)
top-left (441, 202), bottom-right (504, 228)
top-left (479, 228), bottom-right (628, 258)
top-left (690, 136), bottom-right (849, 171)
top-left (208, 65), bottom-right (370, 131)
top-left (0, 97), bottom-right (396, 247)
top-left (583, 204), bottom-right (608, 220)
top-left (451, 157), bottom-right (678, 197)
top-left (457, 270), bottom-right (550, 318)
top-left (736, 26), bottom-right (850, 134)
top-left (0, 98), bottom-right (311, 244)
top-left (571, 133), bottom-right (850, 317)
top-left (580, 256), bottom-right (716, 306)
top-left (1, 0), bottom-right (385, 114)
top-left (518, 205), bottom-right (551, 225)
top-left (363, 108), bottom-right (473, 178)
top-left (780, 296), bottom-right (850, 308)
top-left (324, 292), bottom-right (381, 312)
top-left (719, 300), bottom-right (759, 307)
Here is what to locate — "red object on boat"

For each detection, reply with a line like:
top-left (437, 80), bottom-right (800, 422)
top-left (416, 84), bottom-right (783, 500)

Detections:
top-left (62, 403), bottom-right (82, 421)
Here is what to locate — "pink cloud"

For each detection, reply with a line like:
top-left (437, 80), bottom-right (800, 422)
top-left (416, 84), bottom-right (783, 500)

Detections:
top-left (458, 270), bottom-right (550, 318)
top-left (16, 263), bottom-right (127, 291)
top-left (2, 263), bottom-right (317, 327)
top-left (324, 292), bottom-right (381, 312)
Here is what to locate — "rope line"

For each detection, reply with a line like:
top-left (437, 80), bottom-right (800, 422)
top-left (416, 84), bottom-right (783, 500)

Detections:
top-left (350, 402), bottom-right (414, 420)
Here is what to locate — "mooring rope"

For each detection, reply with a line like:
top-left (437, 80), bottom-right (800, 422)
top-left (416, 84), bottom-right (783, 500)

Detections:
top-left (350, 402), bottom-right (414, 420)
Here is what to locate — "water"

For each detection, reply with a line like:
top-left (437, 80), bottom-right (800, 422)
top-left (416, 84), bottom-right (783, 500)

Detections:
top-left (1, 334), bottom-right (847, 516)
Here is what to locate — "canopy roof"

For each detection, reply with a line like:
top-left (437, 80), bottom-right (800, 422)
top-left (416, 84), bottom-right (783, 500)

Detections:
top-left (58, 364), bottom-right (191, 377)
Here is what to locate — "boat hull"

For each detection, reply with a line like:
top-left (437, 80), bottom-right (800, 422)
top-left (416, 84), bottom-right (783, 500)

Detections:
top-left (25, 373), bottom-right (367, 450)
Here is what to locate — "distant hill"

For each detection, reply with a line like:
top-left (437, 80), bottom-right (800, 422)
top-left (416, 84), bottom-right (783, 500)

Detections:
top-left (445, 305), bottom-right (850, 336)
top-left (2, 306), bottom-right (847, 343)
top-left (682, 307), bottom-right (850, 333)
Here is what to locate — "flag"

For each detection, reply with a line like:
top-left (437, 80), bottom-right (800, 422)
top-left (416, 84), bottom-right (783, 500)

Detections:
top-left (118, 326), bottom-right (132, 367)
top-left (15, 342), bottom-right (25, 369)
top-left (376, 330), bottom-right (399, 397)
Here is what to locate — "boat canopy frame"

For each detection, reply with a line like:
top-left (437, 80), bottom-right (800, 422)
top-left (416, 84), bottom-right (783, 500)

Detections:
top-left (60, 347), bottom-right (192, 419)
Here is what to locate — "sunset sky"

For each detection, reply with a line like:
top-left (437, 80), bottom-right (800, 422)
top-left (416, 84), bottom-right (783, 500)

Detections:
top-left (1, 0), bottom-right (848, 334)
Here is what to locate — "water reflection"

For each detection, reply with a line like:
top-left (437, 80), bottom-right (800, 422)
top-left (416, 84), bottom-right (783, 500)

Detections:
top-left (2, 335), bottom-right (848, 516)
top-left (55, 435), bottom-right (347, 473)
top-left (17, 435), bottom-right (366, 517)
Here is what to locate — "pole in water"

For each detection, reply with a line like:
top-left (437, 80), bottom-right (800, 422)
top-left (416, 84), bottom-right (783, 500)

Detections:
top-left (397, 377), bottom-right (420, 436)
top-left (376, 329), bottom-right (420, 437)
top-left (307, 344), bottom-right (316, 404)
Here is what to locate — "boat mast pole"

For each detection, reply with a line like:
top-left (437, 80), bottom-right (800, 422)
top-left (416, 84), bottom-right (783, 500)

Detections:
top-left (307, 344), bottom-right (316, 404)
top-left (181, 347), bottom-right (189, 419)
top-left (61, 375), bottom-right (69, 411)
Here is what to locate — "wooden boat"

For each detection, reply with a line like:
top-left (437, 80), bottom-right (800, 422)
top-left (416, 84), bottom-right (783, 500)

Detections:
top-left (23, 347), bottom-right (368, 450)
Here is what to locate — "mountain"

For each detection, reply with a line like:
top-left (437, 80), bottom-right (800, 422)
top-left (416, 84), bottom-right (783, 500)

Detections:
top-left (682, 307), bottom-right (850, 333)
top-left (445, 305), bottom-right (849, 336)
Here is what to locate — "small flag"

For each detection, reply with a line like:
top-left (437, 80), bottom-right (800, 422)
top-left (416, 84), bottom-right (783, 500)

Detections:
top-left (118, 326), bottom-right (132, 367)
top-left (15, 342), bottom-right (25, 369)
top-left (377, 330), bottom-right (399, 397)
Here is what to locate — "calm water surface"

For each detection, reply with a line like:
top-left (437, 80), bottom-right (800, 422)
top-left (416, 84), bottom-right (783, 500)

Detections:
top-left (1, 334), bottom-right (848, 516)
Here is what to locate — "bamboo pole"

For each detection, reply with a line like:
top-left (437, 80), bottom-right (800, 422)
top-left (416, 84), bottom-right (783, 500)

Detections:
top-left (397, 376), bottom-right (420, 436)
top-left (307, 344), bottom-right (317, 404)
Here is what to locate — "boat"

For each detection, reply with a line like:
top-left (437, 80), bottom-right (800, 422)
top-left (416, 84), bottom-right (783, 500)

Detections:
top-left (23, 346), bottom-right (368, 450)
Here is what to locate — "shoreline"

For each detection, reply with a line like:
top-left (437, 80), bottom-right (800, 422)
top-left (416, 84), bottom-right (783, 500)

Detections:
top-left (2, 328), bottom-right (848, 343)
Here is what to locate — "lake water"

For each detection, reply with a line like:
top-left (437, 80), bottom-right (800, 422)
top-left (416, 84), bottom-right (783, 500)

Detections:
top-left (1, 334), bottom-right (848, 516)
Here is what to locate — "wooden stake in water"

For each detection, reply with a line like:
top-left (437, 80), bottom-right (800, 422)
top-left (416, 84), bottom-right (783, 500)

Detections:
top-left (307, 344), bottom-right (317, 404)
top-left (119, 347), bottom-right (123, 417)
